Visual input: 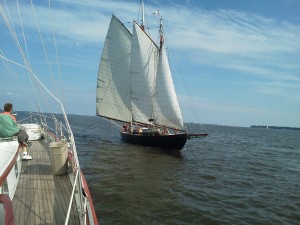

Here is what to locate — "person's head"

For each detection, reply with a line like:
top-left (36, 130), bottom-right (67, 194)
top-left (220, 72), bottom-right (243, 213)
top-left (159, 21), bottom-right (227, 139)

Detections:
top-left (4, 103), bottom-right (13, 112)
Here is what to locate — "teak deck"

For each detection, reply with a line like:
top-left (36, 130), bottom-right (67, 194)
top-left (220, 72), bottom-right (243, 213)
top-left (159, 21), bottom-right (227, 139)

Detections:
top-left (12, 140), bottom-right (80, 225)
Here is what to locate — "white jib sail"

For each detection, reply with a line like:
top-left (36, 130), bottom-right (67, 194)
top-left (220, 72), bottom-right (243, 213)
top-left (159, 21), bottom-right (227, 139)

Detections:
top-left (154, 46), bottom-right (185, 129)
top-left (130, 22), bottom-right (159, 124)
top-left (96, 15), bottom-right (132, 122)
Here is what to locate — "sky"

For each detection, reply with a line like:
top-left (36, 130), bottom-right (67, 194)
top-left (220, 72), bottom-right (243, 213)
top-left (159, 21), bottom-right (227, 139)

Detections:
top-left (0, 0), bottom-right (299, 127)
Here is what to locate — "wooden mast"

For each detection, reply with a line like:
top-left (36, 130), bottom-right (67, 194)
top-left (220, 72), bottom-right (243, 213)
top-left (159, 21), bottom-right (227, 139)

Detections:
top-left (141, 0), bottom-right (145, 30)
top-left (159, 18), bottom-right (164, 50)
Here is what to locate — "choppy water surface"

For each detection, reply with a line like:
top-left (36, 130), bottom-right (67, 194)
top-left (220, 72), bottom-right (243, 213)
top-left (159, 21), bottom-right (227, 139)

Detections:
top-left (68, 115), bottom-right (299, 225)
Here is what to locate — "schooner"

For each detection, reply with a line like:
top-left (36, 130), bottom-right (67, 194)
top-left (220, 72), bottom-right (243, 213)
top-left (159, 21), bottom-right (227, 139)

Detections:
top-left (96, 1), bottom-right (208, 150)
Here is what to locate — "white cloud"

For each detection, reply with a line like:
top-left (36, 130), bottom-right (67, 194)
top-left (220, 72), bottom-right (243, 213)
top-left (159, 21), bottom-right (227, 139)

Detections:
top-left (1, 92), bottom-right (19, 96)
top-left (178, 93), bottom-right (299, 126)
top-left (254, 80), bottom-right (300, 101)
top-left (149, 5), bottom-right (300, 88)
top-left (3, 1), bottom-right (300, 78)
top-left (165, 7), bottom-right (300, 53)
top-left (1, 0), bottom-right (299, 125)
top-left (4, 1), bottom-right (300, 57)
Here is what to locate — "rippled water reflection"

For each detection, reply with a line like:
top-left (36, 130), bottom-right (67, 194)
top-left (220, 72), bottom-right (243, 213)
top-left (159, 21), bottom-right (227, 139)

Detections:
top-left (69, 115), bottom-right (299, 225)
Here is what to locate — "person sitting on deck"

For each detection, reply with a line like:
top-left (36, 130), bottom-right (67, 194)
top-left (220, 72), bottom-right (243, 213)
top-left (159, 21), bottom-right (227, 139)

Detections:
top-left (122, 123), bottom-right (129, 132)
top-left (0, 103), bottom-right (32, 160)
top-left (138, 126), bottom-right (142, 134)
top-left (163, 126), bottom-right (169, 135)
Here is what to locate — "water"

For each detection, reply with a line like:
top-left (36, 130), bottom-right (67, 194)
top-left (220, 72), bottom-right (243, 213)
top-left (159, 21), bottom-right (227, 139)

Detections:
top-left (32, 113), bottom-right (300, 224)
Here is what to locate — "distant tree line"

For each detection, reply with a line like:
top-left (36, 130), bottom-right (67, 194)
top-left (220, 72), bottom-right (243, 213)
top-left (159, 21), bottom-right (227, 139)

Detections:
top-left (250, 125), bottom-right (300, 131)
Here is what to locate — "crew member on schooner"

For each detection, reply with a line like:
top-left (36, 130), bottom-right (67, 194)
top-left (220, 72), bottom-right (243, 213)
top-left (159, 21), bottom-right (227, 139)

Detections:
top-left (0, 103), bottom-right (32, 160)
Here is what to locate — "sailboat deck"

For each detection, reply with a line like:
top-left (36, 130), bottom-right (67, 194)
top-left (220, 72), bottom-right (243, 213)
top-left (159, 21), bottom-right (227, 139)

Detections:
top-left (12, 140), bottom-right (80, 225)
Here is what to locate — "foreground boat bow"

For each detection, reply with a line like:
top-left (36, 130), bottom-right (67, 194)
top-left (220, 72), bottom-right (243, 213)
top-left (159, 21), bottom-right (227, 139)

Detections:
top-left (0, 1), bottom-right (98, 224)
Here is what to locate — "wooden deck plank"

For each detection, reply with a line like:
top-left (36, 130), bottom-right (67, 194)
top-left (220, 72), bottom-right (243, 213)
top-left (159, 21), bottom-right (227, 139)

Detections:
top-left (12, 140), bottom-right (80, 225)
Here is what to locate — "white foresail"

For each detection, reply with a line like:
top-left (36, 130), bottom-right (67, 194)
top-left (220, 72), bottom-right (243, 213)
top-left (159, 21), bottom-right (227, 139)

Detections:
top-left (154, 47), bottom-right (185, 129)
top-left (130, 22), bottom-right (159, 124)
top-left (96, 15), bottom-right (132, 122)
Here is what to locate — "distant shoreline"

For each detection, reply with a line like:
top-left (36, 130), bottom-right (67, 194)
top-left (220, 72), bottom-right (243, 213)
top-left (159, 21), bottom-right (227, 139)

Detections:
top-left (250, 125), bottom-right (300, 131)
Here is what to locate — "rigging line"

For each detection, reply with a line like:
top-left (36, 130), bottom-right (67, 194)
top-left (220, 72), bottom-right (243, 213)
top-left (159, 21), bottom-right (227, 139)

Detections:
top-left (2, 0), bottom-right (17, 39)
top-left (0, 5), bottom-right (30, 68)
top-left (0, 49), bottom-right (65, 126)
top-left (0, 53), bottom-right (27, 70)
top-left (0, 4), bottom-right (44, 118)
top-left (0, 52), bottom-right (52, 127)
top-left (46, 0), bottom-right (66, 123)
top-left (16, 0), bottom-right (44, 119)
top-left (140, 0), bottom-right (160, 37)
top-left (2, 33), bottom-right (79, 160)
top-left (17, 0), bottom-right (58, 123)
top-left (174, 54), bottom-right (206, 133)
top-left (29, 0), bottom-right (60, 101)
top-left (48, 0), bottom-right (65, 105)
top-left (0, 49), bottom-right (38, 113)
top-left (2, 46), bottom-right (79, 164)
top-left (1, 53), bottom-right (63, 131)
top-left (163, 37), bottom-right (206, 132)
top-left (102, 117), bottom-right (122, 128)
top-left (16, 0), bottom-right (31, 66)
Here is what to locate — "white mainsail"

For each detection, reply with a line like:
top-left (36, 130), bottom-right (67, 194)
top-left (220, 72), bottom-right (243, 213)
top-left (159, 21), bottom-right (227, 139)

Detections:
top-left (97, 15), bottom-right (185, 130)
top-left (96, 15), bottom-right (132, 122)
top-left (130, 22), bottom-right (159, 124)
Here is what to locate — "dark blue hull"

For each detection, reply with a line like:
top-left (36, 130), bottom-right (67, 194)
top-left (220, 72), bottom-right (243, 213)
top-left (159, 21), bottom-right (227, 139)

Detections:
top-left (120, 132), bottom-right (188, 150)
